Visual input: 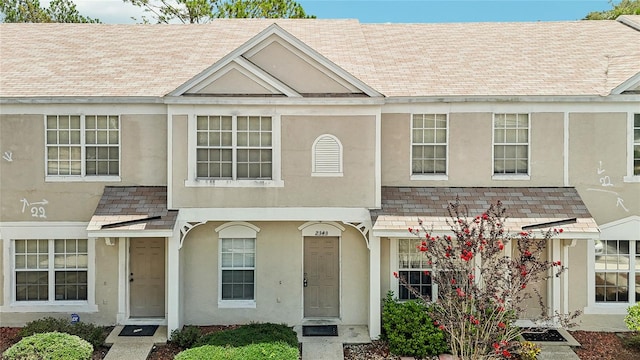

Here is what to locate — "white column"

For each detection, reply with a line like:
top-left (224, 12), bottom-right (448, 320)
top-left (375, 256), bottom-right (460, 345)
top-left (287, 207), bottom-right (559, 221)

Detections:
top-left (167, 231), bottom-right (182, 334)
top-left (117, 238), bottom-right (127, 324)
top-left (369, 235), bottom-right (381, 339)
top-left (549, 238), bottom-right (561, 323)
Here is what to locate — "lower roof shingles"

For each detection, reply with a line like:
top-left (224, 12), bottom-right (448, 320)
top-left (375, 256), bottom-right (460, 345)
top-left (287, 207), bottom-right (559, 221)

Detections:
top-left (87, 186), bottom-right (177, 232)
top-left (371, 187), bottom-right (599, 236)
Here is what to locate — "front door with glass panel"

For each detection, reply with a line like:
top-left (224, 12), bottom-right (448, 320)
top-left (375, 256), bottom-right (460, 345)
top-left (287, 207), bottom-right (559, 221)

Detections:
top-left (304, 236), bottom-right (339, 317)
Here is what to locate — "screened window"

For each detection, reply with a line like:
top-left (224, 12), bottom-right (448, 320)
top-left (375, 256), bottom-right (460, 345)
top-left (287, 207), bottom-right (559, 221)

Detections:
top-left (412, 114), bottom-right (447, 175)
top-left (220, 238), bottom-right (255, 300)
top-left (594, 240), bottom-right (640, 303)
top-left (493, 113), bottom-right (529, 175)
top-left (398, 238), bottom-right (433, 300)
top-left (14, 239), bottom-right (88, 302)
top-left (197, 115), bottom-right (272, 180)
top-left (46, 115), bottom-right (119, 177)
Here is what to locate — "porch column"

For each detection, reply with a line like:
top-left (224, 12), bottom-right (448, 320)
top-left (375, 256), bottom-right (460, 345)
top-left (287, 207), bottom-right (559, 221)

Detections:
top-left (369, 235), bottom-right (381, 339)
top-left (167, 231), bottom-right (182, 334)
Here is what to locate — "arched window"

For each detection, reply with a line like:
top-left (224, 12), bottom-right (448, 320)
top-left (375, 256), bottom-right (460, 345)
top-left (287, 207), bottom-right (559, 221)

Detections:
top-left (312, 134), bottom-right (343, 176)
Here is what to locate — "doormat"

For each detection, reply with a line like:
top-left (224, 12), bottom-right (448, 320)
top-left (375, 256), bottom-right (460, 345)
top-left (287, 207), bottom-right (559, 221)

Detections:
top-left (302, 325), bottom-right (338, 337)
top-left (520, 328), bottom-right (567, 342)
top-left (118, 325), bottom-right (158, 337)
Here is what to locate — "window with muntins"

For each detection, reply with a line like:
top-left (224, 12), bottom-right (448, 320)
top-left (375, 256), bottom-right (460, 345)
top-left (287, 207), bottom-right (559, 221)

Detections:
top-left (46, 115), bottom-right (119, 177)
top-left (220, 238), bottom-right (255, 301)
top-left (398, 238), bottom-right (433, 300)
top-left (493, 113), bottom-right (529, 175)
top-left (14, 239), bottom-right (88, 302)
top-left (634, 114), bottom-right (640, 176)
top-left (594, 240), bottom-right (639, 303)
top-left (412, 114), bottom-right (447, 175)
top-left (196, 115), bottom-right (272, 180)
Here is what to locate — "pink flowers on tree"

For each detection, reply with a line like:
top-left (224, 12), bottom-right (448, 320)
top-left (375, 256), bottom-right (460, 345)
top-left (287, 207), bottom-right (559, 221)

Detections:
top-left (396, 199), bottom-right (579, 359)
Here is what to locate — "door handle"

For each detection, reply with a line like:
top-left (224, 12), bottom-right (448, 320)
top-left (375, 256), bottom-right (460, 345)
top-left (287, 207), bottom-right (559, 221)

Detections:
top-left (130, 272), bottom-right (133, 282)
top-left (303, 273), bottom-right (308, 287)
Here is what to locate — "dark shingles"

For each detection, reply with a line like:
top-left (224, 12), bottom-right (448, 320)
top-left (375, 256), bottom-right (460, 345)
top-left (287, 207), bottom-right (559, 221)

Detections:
top-left (92, 186), bottom-right (177, 230)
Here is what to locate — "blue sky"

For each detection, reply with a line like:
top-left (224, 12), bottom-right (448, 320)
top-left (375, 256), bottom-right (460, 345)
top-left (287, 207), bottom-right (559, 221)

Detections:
top-left (66, 0), bottom-right (615, 24)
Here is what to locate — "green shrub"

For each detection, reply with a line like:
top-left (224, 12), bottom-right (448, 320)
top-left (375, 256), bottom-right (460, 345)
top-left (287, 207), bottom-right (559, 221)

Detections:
top-left (381, 291), bottom-right (449, 357)
top-left (175, 342), bottom-right (298, 360)
top-left (194, 323), bottom-right (298, 348)
top-left (3, 332), bottom-right (93, 360)
top-left (625, 302), bottom-right (640, 332)
top-left (170, 325), bottom-right (202, 348)
top-left (19, 317), bottom-right (106, 348)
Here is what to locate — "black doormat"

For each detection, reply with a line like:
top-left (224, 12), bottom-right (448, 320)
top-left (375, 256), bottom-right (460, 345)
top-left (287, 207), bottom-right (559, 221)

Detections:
top-left (118, 325), bottom-right (158, 337)
top-left (302, 325), bottom-right (338, 337)
top-left (521, 328), bottom-right (567, 342)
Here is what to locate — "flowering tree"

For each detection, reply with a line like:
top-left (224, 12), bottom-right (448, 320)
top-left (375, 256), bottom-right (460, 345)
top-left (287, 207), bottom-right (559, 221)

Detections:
top-left (396, 199), bottom-right (579, 359)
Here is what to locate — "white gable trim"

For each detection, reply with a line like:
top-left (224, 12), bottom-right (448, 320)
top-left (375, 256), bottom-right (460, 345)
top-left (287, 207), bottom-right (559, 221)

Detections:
top-left (599, 216), bottom-right (640, 240)
top-left (168, 23), bottom-right (381, 98)
top-left (610, 71), bottom-right (640, 95)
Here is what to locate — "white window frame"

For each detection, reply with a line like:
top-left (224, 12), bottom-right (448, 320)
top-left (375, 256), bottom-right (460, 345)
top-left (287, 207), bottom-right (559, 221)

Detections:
top-left (44, 115), bottom-right (121, 182)
top-left (185, 114), bottom-right (283, 188)
top-left (312, 134), bottom-right (343, 177)
top-left (215, 222), bottom-right (260, 308)
top-left (586, 217), bottom-right (640, 314)
top-left (492, 113), bottom-right (531, 180)
top-left (0, 223), bottom-right (97, 313)
top-left (410, 113), bottom-right (449, 181)
top-left (390, 238), bottom-right (436, 301)
top-left (624, 113), bottom-right (640, 183)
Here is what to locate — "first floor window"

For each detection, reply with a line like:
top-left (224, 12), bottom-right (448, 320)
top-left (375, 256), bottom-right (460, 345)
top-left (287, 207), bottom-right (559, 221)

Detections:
top-left (220, 238), bottom-right (255, 300)
top-left (14, 239), bottom-right (88, 302)
top-left (398, 238), bottom-right (433, 300)
top-left (594, 239), bottom-right (639, 303)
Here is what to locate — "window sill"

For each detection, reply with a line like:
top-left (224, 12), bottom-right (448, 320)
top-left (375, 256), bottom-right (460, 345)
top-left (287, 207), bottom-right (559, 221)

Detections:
top-left (623, 175), bottom-right (640, 183)
top-left (185, 179), bottom-right (284, 188)
top-left (411, 174), bottom-right (448, 181)
top-left (492, 174), bottom-right (530, 181)
top-left (583, 304), bottom-right (629, 315)
top-left (45, 176), bottom-right (121, 183)
top-left (218, 300), bottom-right (256, 309)
top-left (312, 172), bottom-right (343, 177)
top-left (0, 302), bottom-right (98, 313)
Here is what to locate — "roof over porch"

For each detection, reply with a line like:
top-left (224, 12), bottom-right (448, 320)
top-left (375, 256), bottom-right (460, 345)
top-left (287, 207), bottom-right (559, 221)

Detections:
top-left (87, 186), bottom-right (178, 237)
top-left (371, 187), bottom-right (599, 239)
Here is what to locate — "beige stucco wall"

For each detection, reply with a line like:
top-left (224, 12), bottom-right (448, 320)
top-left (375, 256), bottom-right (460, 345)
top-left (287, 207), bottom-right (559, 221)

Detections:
top-left (171, 114), bottom-right (377, 208)
top-left (181, 221), bottom-right (369, 326)
top-left (569, 112), bottom-right (639, 224)
top-left (381, 112), bottom-right (565, 187)
top-left (0, 113), bottom-right (167, 222)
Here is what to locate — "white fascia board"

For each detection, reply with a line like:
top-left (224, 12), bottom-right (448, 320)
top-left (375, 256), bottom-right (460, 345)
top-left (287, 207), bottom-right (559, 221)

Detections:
top-left (163, 96), bottom-right (384, 106)
top-left (382, 100), bottom-right (640, 114)
top-left (176, 207), bottom-right (371, 223)
top-left (0, 222), bottom-right (88, 238)
top-left (610, 72), bottom-right (640, 95)
top-left (0, 97), bottom-right (163, 104)
top-left (0, 102), bottom-right (167, 115)
top-left (232, 58), bottom-right (301, 97)
top-left (87, 230), bottom-right (174, 238)
top-left (372, 228), bottom-right (598, 239)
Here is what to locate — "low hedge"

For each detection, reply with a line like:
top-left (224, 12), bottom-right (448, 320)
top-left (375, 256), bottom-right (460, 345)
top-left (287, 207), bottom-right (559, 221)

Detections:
top-left (19, 317), bottom-right (106, 348)
top-left (3, 331), bottom-right (93, 360)
top-left (175, 342), bottom-right (298, 360)
top-left (194, 323), bottom-right (298, 348)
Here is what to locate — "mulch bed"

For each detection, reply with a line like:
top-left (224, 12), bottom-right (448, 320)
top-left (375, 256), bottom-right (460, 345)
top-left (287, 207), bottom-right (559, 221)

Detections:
top-left (147, 325), bottom-right (240, 360)
top-left (569, 331), bottom-right (640, 360)
top-left (0, 327), bottom-right (110, 360)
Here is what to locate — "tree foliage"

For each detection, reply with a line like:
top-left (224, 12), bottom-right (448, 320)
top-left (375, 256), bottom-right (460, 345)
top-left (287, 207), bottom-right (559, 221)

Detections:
top-left (585, 0), bottom-right (640, 20)
top-left (0, 0), bottom-right (100, 23)
top-left (124, 0), bottom-right (314, 24)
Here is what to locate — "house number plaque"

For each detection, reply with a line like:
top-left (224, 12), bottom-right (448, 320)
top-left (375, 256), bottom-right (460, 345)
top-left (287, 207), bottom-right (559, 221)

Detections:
top-left (315, 230), bottom-right (329, 236)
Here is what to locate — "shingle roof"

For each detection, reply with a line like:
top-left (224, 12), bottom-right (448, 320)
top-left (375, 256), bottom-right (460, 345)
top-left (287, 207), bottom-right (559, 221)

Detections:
top-left (1, 18), bottom-right (638, 98)
top-left (372, 187), bottom-right (598, 235)
top-left (87, 186), bottom-right (177, 231)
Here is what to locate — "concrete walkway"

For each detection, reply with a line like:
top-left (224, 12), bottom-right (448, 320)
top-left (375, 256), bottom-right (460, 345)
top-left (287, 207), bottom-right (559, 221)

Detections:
top-left (104, 326), bottom-right (167, 360)
top-left (295, 324), bottom-right (370, 360)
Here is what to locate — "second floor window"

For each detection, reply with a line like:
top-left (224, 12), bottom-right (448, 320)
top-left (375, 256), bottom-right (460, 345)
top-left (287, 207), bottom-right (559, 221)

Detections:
top-left (493, 113), bottom-right (529, 175)
top-left (46, 115), bottom-right (120, 177)
top-left (196, 115), bottom-right (272, 180)
top-left (411, 114), bottom-right (447, 175)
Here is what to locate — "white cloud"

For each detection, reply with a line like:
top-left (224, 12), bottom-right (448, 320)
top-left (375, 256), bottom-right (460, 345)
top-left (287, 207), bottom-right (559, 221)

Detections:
top-left (43, 0), bottom-right (146, 23)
